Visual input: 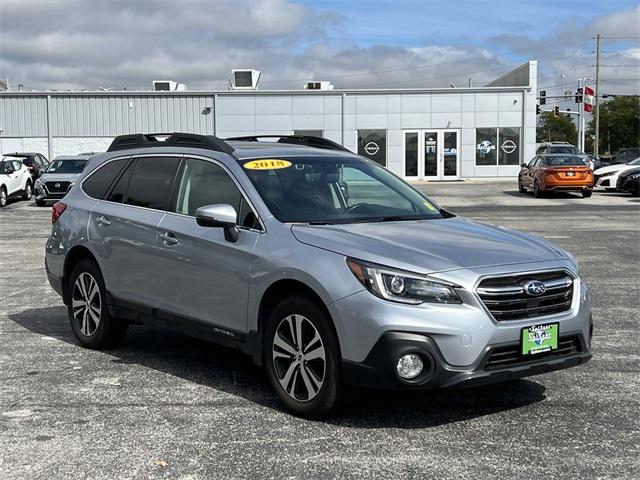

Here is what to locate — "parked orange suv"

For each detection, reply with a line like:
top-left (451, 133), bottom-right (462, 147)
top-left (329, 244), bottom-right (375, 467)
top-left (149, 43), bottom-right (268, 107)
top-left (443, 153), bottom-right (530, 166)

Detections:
top-left (519, 154), bottom-right (594, 198)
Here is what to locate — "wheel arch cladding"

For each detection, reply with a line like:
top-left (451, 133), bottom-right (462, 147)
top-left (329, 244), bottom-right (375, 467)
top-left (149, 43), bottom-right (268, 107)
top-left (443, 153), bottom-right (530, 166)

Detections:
top-left (255, 279), bottom-right (341, 365)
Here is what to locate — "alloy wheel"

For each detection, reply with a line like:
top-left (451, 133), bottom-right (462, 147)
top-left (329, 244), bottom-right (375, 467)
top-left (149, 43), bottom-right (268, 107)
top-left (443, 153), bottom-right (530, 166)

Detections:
top-left (272, 314), bottom-right (326, 402)
top-left (0, 189), bottom-right (6, 207)
top-left (72, 272), bottom-right (102, 336)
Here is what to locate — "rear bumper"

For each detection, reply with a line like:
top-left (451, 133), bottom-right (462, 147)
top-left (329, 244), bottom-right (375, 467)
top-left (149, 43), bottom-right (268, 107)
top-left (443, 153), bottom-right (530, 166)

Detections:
top-left (45, 259), bottom-right (64, 297)
top-left (544, 183), bottom-right (593, 191)
top-left (343, 328), bottom-right (592, 390)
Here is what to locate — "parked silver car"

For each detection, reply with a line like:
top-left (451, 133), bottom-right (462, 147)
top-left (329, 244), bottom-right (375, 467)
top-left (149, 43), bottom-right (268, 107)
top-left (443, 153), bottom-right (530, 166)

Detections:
top-left (35, 155), bottom-right (91, 206)
top-left (45, 133), bottom-right (593, 416)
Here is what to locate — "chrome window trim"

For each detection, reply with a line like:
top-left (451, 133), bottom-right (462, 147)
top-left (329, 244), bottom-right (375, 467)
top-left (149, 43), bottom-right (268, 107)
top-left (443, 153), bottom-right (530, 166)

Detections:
top-left (81, 153), bottom-right (265, 233)
top-left (473, 267), bottom-right (579, 324)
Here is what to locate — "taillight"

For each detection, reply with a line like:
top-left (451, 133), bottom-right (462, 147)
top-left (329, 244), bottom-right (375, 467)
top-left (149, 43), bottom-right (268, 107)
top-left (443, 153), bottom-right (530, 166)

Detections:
top-left (52, 202), bottom-right (67, 224)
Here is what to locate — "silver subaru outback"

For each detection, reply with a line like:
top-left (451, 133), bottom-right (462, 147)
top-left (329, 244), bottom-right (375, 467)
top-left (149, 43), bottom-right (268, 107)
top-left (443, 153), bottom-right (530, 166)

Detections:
top-left (45, 133), bottom-right (593, 416)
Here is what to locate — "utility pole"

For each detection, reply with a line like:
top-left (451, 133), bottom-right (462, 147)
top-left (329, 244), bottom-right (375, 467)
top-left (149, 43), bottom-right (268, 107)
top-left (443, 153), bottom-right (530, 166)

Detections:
top-left (594, 33), bottom-right (601, 156)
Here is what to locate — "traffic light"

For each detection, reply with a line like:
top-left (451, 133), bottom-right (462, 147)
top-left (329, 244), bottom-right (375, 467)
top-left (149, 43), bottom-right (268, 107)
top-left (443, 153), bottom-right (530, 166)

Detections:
top-left (536, 104), bottom-right (541, 115)
top-left (575, 87), bottom-right (583, 103)
top-left (553, 105), bottom-right (560, 117)
top-left (539, 90), bottom-right (547, 105)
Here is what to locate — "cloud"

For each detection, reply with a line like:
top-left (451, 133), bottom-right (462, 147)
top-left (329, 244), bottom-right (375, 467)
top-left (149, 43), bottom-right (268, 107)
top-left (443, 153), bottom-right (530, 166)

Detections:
top-left (0, 0), bottom-right (637, 94)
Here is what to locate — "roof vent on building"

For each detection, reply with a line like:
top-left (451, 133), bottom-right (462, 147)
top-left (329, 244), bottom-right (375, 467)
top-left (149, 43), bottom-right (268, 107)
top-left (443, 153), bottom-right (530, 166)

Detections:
top-left (304, 81), bottom-right (334, 90)
top-left (230, 69), bottom-right (261, 90)
top-left (152, 80), bottom-right (187, 92)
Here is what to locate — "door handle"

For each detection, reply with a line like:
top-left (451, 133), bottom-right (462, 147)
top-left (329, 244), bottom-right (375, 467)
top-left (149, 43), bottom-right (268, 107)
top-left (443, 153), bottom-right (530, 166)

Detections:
top-left (96, 215), bottom-right (111, 227)
top-left (160, 231), bottom-right (178, 246)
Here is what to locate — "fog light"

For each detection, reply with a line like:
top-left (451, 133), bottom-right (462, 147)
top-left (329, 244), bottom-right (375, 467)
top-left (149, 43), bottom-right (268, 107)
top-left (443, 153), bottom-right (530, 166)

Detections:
top-left (396, 353), bottom-right (424, 379)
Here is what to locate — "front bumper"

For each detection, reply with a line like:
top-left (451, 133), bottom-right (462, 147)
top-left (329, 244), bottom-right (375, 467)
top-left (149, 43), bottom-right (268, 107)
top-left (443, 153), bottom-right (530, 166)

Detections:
top-left (35, 184), bottom-right (68, 203)
top-left (330, 261), bottom-right (592, 388)
top-left (343, 328), bottom-right (592, 389)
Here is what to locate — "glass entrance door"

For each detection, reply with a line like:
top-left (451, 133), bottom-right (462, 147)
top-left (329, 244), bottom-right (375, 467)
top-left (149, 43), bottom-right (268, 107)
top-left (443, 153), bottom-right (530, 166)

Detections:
top-left (424, 131), bottom-right (438, 178)
top-left (402, 129), bottom-right (460, 180)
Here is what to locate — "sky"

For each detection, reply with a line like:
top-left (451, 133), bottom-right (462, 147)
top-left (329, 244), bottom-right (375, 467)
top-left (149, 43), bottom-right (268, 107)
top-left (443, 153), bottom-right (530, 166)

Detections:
top-left (0, 0), bottom-right (638, 96)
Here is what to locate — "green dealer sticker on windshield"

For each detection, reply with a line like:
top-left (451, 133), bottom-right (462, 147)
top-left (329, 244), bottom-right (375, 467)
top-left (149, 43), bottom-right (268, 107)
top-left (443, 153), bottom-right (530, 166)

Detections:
top-left (521, 323), bottom-right (558, 355)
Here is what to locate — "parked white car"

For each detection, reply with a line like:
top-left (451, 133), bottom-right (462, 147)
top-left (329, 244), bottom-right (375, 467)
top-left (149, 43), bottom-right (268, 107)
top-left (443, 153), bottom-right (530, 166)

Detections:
top-left (594, 157), bottom-right (640, 190)
top-left (0, 157), bottom-right (33, 207)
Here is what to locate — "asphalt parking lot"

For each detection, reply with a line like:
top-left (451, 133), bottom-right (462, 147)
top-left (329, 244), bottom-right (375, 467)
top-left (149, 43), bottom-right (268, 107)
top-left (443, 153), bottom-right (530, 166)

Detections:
top-left (1, 180), bottom-right (638, 480)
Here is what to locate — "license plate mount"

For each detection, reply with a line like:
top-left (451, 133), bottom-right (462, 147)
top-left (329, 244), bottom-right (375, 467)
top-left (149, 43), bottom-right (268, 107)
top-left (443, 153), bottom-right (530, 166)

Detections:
top-left (521, 323), bottom-right (559, 355)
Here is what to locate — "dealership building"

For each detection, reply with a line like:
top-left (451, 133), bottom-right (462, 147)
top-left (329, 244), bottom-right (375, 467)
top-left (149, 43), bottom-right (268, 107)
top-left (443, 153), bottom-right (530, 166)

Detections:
top-left (0, 61), bottom-right (537, 180)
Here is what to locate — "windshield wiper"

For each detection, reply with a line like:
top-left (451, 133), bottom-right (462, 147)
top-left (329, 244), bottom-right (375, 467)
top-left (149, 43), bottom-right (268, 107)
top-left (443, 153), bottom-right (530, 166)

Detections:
top-left (308, 221), bottom-right (334, 225)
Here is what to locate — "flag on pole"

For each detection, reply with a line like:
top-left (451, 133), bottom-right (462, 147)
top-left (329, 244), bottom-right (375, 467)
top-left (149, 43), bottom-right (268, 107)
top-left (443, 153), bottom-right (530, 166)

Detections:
top-left (584, 86), bottom-right (594, 112)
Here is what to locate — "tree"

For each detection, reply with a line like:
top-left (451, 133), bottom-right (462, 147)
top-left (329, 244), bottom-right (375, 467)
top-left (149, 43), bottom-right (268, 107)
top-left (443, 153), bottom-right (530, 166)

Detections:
top-left (587, 96), bottom-right (640, 155)
top-left (536, 111), bottom-right (578, 144)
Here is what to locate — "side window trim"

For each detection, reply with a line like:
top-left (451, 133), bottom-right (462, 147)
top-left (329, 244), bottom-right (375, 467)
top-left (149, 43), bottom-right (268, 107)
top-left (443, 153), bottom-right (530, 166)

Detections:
top-left (81, 156), bottom-right (132, 200)
top-left (104, 157), bottom-right (137, 204)
top-left (169, 155), bottom-right (264, 232)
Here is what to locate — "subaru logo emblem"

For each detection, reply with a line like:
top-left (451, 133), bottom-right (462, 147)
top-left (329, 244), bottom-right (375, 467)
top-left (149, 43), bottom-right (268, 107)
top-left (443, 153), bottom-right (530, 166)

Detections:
top-left (524, 280), bottom-right (546, 296)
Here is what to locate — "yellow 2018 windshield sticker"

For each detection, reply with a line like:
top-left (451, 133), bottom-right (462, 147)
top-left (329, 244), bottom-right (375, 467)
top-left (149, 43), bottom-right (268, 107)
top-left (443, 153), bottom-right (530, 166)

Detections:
top-left (243, 159), bottom-right (292, 170)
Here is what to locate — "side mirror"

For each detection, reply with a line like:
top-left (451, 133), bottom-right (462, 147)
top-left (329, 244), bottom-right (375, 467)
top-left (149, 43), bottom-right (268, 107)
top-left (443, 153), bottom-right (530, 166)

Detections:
top-left (195, 204), bottom-right (239, 242)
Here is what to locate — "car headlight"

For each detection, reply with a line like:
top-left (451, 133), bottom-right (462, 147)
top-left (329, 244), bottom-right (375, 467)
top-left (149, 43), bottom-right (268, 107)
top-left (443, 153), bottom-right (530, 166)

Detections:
top-left (599, 171), bottom-right (614, 178)
top-left (35, 178), bottom-right (44, 187)
top-left (346, 258), bottom-right (462, 305)
top-left (66, 182), bottom-right (75, 192)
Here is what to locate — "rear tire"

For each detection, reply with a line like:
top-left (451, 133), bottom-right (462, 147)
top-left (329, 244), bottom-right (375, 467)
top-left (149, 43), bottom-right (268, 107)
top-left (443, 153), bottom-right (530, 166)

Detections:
top-left (533, 180), bottom-right (543, 197)
top-left (582, 189), bottom-right (593, 198)
top-left (22, 182), bottom-right (32, 201)
top-left (0, 187), bottom-right (6, 208)
top-left (518, 177), bottom-right (526, 193)
top-left (67, 259), bottom-right (128, 349)
top-left (264, 296), bottom-right (341, 417)
top-left (36, 199), bottom-right (46, 207)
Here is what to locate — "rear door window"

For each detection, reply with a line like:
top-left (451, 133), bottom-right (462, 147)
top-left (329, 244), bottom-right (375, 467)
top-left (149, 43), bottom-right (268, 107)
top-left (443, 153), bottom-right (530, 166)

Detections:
top-left (82, 159), bottom-right (129, 199)
top-left (124, 157), bottom-right (180, 210)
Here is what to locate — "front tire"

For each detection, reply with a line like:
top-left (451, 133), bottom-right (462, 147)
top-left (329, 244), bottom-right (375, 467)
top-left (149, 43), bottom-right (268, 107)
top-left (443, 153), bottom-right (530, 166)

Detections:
top-left (264, 296), bottom-right (341, 417)
top-left (67, 259), bottom-right (128, 349)
top-left (22, 182), bottom-right (32, 200)
top-left (0, 187), bottom-right (6, 208)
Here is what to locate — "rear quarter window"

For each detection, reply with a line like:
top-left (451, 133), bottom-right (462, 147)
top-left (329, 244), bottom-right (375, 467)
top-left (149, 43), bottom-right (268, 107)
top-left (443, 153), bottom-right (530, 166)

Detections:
top-left (82, 159), bottom-right (129, 199)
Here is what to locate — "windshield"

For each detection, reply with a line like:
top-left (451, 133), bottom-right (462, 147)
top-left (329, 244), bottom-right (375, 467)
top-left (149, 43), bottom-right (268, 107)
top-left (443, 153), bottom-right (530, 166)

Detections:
top-left (241, 156), bottom-right (442, 224)
top-left (548, 146), bottom-right (578, 154)
top-left (544, 155), bottom-right (586, 166)
top-left (627, 157), bottom-right (640, 165)
top-left (46, 159), bottom-right (87, 174)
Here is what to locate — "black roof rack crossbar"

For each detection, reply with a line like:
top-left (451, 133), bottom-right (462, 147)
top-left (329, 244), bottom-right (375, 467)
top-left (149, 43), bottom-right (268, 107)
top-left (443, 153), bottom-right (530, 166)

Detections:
top-left (107, 132), bottom-right (235, 154)
top-left (226, 135), bottom-right (350, 152)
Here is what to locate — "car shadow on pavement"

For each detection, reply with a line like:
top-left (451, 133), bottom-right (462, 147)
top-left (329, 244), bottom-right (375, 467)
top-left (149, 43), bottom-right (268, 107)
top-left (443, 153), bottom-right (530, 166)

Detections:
top-left (9, 306), bottom-right (547, 428)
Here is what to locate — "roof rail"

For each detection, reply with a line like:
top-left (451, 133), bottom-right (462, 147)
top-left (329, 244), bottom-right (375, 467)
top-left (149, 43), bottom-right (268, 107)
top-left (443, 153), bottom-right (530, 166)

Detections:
top-left (226, 135), bottom-right (350, 152)
top-left (107, 132), bottom-right (235, 154)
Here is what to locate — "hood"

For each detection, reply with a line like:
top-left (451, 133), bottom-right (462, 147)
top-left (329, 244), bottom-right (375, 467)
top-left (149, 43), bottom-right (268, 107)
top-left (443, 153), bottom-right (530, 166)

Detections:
top-left (594, 163), bottom-right (627, 175)
top-left (291, 217), bottom-right (565, 274)
top-left (38, 172), bottom-right (83, 183)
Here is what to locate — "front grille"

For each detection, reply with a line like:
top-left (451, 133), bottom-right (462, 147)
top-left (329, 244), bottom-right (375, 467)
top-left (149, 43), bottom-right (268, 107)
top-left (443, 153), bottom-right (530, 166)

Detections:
top-left (46, 181), bottom-right (71, 193)
top-left (477, 270), bottom-right (574, 321)
top-left (484, 336), bottom-right (581, 370)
